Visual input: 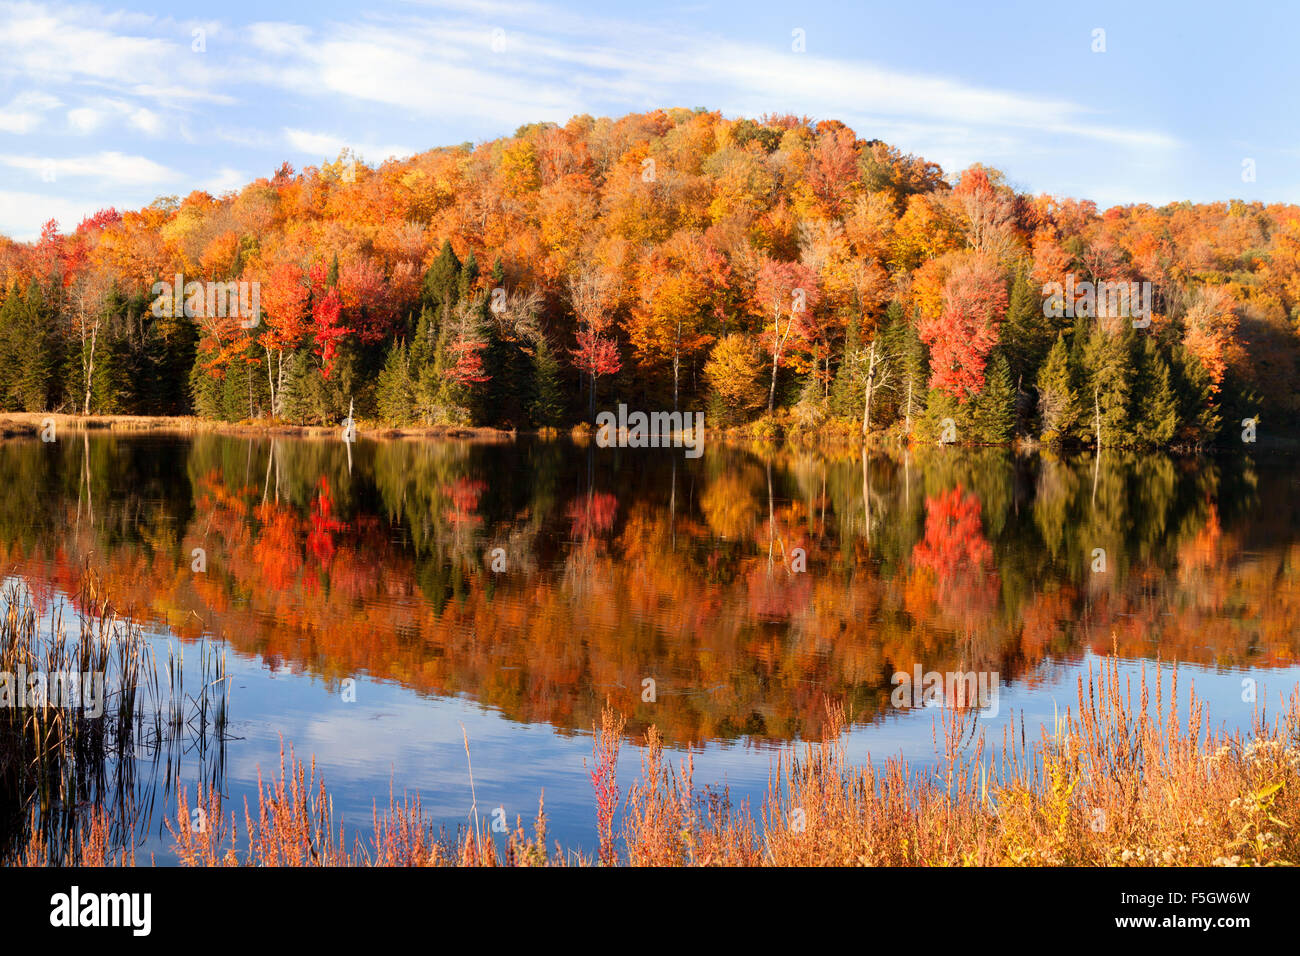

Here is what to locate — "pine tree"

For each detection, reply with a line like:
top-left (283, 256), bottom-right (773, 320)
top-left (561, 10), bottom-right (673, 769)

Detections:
top-left (1172, 342), bottom-right (1222, 446)
top-left (972, 349), bottom-right (1015, 442)
top-left (1081, 324), bottom-right (1134, 447)
top-left (459, 250), bottom-right (479, 301)
top-left (1002, 268), bottom-right (1050, 386)
top-left (3, 282), bottom-right (59, 412)
top-left (1036, 334), bottom-right (1077, 443)
top-left (829, 310), bottom-right (862, 419)
top-left (376, 339), bottom-right (415, 423)
top-left (1134, 337), bottom-right (1178, 445)
top-left (529, 337), bottom-right (565, 428)
top-left (278, 348), bottom-right (313, 424)
top-left (890, 304), bottom-right (926, 437)
top-left (422, 240), bottom-right (461, 313)
top-left (188, 348), bottom-right (224, 419)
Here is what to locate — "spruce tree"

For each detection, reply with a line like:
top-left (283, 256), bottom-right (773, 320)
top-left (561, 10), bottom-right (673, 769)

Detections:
top-left (1002, 268), bottom-right (1050, 386)
top-left (1081, 323), bottom-right (1134, 448)
top-left (459, 250), bottom-right (479, 301)
top-left (1036, 333), bottom-right (1077, 443)
top-left (973, 349), bottom-right (1015, 442)
top-left (891, 304), bottom-right (926, 437)
top-left (188, 349), bottom-right (224, 419)
top-left (422, 240), bottom-right (461, 313)
top-left (529, 337), bottom-right (565, 428)
top-left (1172, 343), bottom-right (1222, 446)
top-left (1134, 337), bottom-right (1178, 445)
top-left (376, 340), bottom-right (414, 424)
top-left (829, 311), bottom-right (862, 419)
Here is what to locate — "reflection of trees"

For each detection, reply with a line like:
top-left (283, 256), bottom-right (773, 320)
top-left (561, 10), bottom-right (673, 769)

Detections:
top-left (0, 435), bottom-right (1295, 744)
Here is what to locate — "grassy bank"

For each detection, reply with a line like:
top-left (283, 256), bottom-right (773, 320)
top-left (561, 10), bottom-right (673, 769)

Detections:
top-left (7, 623), bottom-right (1299, 865)
top-left (153, 659), bottom-right (1300, 867)
top-left (0, 412), bottom-right (515, 442)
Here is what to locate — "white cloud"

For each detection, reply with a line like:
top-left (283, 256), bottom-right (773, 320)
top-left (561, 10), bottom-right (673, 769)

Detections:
top-left (0, 2), bottom-right (228, 106)
top-left (284, 128), bottom-right (415, 163)
top-left (0, 151), bottom-right (180, 186)
top-left (127, 106), bottom-right (164, 135)
top-left (61, 99), bottom-right (167, 137)
top-left (67, 107), bottom-right (105, 133)
top-left (239, 7), bottom-right (1179, 167)
top-left (0, 190), bottom-right (106, 240)
top-left (202, 166), bottom-right (248, 194)
top-left (0, 90), bottom-right (61, 134)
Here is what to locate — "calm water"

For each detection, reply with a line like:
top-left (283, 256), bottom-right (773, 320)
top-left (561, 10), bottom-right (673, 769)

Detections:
top-left (3, 433), bottom-right (1299, 861)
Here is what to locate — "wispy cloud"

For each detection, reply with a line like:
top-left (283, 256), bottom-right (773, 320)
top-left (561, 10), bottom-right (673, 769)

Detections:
top-left (283, 128), bottom-right (416, 163)
top-left (0, 0), bottom-right (1236, 240)
top-left (0, 150), bottom-right (180, 186)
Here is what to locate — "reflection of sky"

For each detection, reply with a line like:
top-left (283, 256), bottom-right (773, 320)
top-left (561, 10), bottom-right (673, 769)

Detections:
top-left (78, 603), bottom-right (1297, 863)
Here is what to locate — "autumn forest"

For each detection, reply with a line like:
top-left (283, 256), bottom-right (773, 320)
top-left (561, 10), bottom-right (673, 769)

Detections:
top-left (2, 108), bottom-right (1298, 447)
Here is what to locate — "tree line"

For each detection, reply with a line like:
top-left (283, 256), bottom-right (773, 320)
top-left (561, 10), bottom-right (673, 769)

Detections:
top-left (1, 109), bottom-right (1297, 447)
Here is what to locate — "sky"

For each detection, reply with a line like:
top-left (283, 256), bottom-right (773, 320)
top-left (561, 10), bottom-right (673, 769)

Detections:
top-left (0, 0), bottom-right (1296, 240)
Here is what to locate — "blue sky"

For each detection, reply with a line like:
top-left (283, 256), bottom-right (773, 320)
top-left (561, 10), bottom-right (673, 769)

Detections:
top-left (1, 0), bottom-right (1296, 240)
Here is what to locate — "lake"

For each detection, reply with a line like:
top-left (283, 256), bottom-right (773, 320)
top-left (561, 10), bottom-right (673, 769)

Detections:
top-left (2, 432), bottom-right (1298, 862)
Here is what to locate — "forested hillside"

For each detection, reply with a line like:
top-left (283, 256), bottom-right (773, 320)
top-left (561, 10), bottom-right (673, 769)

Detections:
top-left (2, 108), bottom-right (1297, 447)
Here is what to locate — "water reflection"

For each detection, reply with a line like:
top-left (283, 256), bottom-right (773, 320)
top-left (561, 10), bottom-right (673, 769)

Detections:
top-left (0, 434), bottom-right (1296, 749)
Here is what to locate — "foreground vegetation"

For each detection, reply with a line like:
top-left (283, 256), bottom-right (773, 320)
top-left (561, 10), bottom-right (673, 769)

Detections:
top-left (2, 110), bottom-right (1298, 451)
top-left (7, 584), bottom-right (1299, 866)
top-left (156, 661), bottom-right (1300, 866)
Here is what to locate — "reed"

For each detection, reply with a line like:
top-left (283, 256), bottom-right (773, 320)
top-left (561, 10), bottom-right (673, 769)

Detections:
top-left (1, 573), bottom-right (232, 865)
top-left (15, 640), bottom-right (1300, 867)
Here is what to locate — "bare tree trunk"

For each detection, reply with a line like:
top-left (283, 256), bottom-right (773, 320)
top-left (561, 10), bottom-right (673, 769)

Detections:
top-left (82, 322), bottom-right (98, 415)
top-left (266, 345), bottom-right (277, 418)
top-left (904, 375), bottom-right (913, 437)
top-left (1093, 385), bottom-right (1102, 449)
top-left (862, 340), bottom-right (877, 437)
top-left (277, 350), bottom-right (286, 415)
top-left (672, 352), bottom-right (680, 412)
top-left (767, 347), bottom-right (779, 415)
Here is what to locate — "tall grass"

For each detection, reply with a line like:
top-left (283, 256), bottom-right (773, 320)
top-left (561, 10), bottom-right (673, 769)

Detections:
top-left (9, 610), bottom-right (1299, 866)
top-left (1, 575), bottom-right (231, 865)
top-left (157, 655), bottom-right (1300, 867)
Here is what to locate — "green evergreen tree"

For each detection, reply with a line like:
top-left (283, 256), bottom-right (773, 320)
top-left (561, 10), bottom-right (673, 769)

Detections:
top-left (829, 310), bottom-right (862, 419)
top-left (1081, 324), bottom-right (1134, 448)
top-left (1, 282), bottom-right (59, 411)
top-left (972, 349), bottom-right (1015, 442)
top-left (376, 339), bottom-right (415, 424)
top-left (1002, 268), bottom-right (1050, 386)
top-left (422, 240), bottom-right (461, 313)
top-left (459, 250), bottom-right (479, 301)
top-left (189, 347), bottom-right (224, 419)
top-left (1134, 337), bottom-right (1178, 445)
top-left (1172, 343), bottom-right (1222, 446)
top-left (890, 304), bottom-right (927, 436)
top-left (1035, 333), bottom-right (1077, 443)
top-left (529, 336), bottom-right (565, 428)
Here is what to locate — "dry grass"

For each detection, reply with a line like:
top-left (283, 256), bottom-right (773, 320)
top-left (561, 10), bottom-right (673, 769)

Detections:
top-left (11, 651), bottom-right (1300, 867)
top-left (1, 572), bottom-right (231, 866)
top-left (0, 411), bottom-right (517, 442)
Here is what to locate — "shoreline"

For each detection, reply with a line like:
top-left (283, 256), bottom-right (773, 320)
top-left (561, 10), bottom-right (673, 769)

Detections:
top-left (1, 411), bottom-right (1295, 453)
